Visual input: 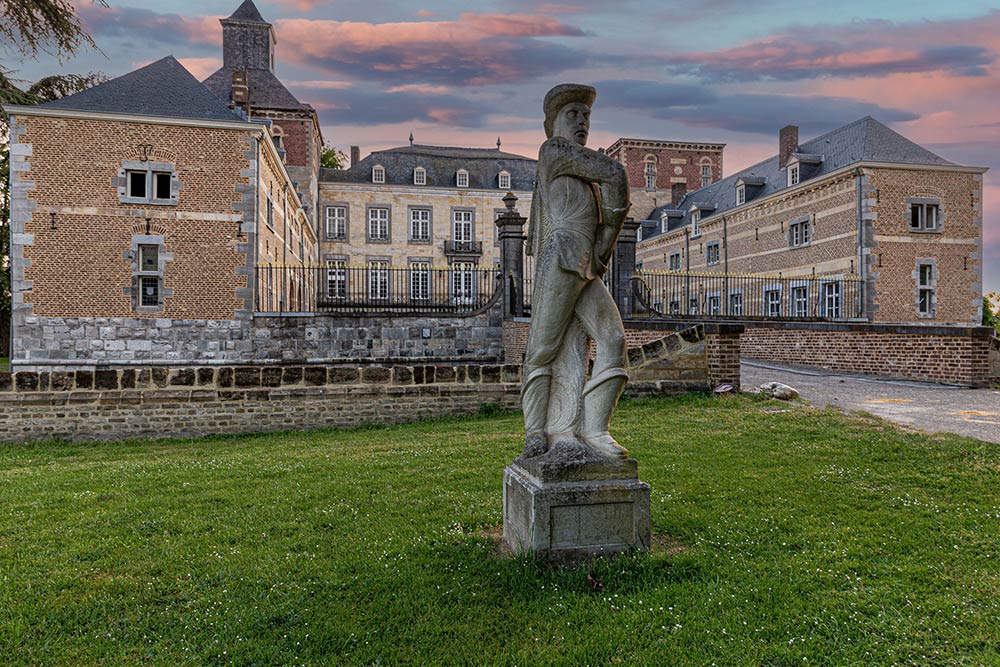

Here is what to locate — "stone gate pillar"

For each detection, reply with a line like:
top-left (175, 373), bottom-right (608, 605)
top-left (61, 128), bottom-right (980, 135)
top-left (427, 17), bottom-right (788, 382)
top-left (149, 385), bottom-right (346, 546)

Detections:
top-left (495, 192), bottom-right (527, 318)
top-left (613, 218), bottom-right (642, 317)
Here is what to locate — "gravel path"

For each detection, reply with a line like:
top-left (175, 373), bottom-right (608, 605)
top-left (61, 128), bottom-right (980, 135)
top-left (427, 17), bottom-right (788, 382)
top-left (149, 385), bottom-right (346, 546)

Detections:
top-left (741, 361), bottom-right (1000, 444)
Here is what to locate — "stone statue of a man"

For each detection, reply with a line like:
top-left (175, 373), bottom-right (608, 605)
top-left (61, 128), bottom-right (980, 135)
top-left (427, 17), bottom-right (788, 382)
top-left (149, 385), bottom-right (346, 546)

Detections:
top-left (522, 83), bottom-right (630, 460)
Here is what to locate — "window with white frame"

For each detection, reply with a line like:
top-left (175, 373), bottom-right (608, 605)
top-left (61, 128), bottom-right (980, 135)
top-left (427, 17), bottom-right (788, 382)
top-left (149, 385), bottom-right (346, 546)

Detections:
top-left (645, 157), bottom-right (657, 190)
top-left (367, 207), bottom-right (390, 242)
top-left (706, 241), bottom-right (720, 266)
top-left (791, 285), bottom-right (809, 317)
top-left (137, 244), bottom-right (161, 308)
top-left (765, 288), bottom-right (782, 317)
top-left (325, 206), bottom-right (347, 240)
top-left (736, 184), bottom-right (746, 206)
top-left (372, 165), bottom-right (385, 184)
top-left (668, 252), bottom-right (682, 271)
top-left (409, 208), bottom-right (431, 242)
top-left (325, 259), bottom-right (347, 300)
top-left (367, 260), bottom-right (390, 300)
top-left (700, 163), bottom-right (712, 188)
top-left (707, 294), bottom-right (721, 315)
top-left (410, 262), bottom-right (431, 301)
top-left (788, 163), bottom-right (800, 186)
top-left (669, 299), bottom-right (681, 314)
top-left (660, 216), bottom-right (669, 234)
top-left (456, 169), bottom-right (469, 188)
top-left (909, 201), bottom-right (940, 232)
top-left (452, 209), bottom-right (473, 242)
top-left (917, 261), bottom-right (935, 316)
top-left (789, 217), bottom-right (811, 247)
top-left (822, 281), bottom-right (842, 318)
top-left (451, 262), bottom-right (475, 304)
top-left (498, 171), bottom-right (511, 190)
top-left (689, 296), bottom-right (700, 315)
top-left (690, 211), bottom-right (701, 237)
top-left (728, 292), bottom-right (743, 316)
top-left (413, 167), bottom-right (426, 186)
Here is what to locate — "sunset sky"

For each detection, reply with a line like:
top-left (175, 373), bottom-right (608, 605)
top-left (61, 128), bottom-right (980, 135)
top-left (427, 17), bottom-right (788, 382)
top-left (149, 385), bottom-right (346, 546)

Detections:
top-left (11, 0), bottom-right (1000, 296)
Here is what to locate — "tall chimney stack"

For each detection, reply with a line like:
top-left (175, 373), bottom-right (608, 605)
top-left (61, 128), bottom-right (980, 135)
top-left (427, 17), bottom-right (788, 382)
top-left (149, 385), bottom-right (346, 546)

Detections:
top-left (231, 70), bottom-right (249, 113)
top-left (350, 145), bottom-right (360, 167)
top-left (779, 125), bottom-right (798, 168)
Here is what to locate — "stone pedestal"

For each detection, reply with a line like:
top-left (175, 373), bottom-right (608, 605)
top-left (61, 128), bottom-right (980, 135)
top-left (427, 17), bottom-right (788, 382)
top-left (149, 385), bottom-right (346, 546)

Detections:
top-left (503, 445), bottom-right (650, 562)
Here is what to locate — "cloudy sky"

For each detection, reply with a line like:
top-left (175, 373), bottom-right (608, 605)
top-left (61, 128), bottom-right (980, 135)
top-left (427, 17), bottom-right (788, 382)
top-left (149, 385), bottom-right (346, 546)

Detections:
top-left (10, 0), bottom-right (1000, 295)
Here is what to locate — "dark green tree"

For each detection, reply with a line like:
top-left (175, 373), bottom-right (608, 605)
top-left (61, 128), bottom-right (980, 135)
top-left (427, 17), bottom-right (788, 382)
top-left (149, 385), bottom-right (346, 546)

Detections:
top-left (320, 144), bottom-right (348, 169)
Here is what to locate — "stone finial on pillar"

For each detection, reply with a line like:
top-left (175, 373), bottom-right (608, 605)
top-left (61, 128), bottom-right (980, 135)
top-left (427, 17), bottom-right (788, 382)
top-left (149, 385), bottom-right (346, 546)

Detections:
top-left (495, 193), bottom-right (527, 318)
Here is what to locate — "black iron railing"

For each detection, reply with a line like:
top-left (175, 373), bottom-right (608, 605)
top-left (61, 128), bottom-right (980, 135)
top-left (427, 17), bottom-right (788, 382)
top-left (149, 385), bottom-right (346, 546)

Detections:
top-left (255, 265), bottom-right (501, 315)
top-left (633, 270), bottom-right (865, 320)
top-left (443, 240), bottom-right (483, 256)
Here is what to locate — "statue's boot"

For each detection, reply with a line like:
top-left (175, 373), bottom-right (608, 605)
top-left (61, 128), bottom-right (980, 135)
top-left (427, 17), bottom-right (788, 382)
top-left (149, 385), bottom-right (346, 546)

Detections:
top-left (521, 368), bottom-right (552, 458)
top-left (580, 368), bottom-right (629, 459)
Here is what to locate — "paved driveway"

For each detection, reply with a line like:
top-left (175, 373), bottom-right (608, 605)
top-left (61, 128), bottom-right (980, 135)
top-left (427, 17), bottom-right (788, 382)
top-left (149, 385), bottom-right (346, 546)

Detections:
top-left (741, 361), bottom-right (1000, 444)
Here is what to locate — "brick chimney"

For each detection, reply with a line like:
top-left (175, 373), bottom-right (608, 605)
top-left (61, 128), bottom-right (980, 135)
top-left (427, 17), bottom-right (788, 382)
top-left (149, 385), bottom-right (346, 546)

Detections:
top-left (779, 125), bottom-right (798, 168)
top-left (671, 182), bottom-right (686, 207)
top-left (231, 70), bottom-right (249, 113)
top-left (350, 145), bottom-right (360, 167)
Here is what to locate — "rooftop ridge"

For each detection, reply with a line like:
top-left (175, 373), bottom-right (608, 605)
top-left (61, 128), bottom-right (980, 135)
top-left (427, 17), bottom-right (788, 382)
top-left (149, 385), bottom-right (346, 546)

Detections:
top-left (225, 0), bottom-right (267, 23)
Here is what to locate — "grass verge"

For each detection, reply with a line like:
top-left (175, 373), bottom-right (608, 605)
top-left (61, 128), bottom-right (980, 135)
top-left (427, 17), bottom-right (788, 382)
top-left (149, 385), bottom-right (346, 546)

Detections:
top-left (0, 394), bottom-right (997, 665)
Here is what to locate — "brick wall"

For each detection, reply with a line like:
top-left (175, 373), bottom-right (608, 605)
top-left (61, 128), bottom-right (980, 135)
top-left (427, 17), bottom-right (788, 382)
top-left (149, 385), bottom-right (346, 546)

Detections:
top-left (741, 322), bottom-right (995, 387)
top-left (607, 142), bottom-right (724, 218)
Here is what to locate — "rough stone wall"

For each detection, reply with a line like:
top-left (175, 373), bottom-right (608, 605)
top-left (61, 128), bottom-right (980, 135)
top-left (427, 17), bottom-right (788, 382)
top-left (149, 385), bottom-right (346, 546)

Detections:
top-left (316, 182), bottom-right (531, 267)
top-left (741, 323), bottom-right (995, 386)
top-left (868, 167), bottom-right (982, 325)
top-left (13, 114), bottom-right (254, 322)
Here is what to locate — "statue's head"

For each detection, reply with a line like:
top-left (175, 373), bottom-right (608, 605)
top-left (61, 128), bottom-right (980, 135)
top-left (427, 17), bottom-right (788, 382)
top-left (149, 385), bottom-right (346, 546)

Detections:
top-left (543, 83), bottom-right (596, 145)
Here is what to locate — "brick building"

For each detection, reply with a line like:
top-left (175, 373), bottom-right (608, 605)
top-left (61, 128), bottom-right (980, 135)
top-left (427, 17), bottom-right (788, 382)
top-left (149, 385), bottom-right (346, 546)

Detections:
top-left (3, 55), bottom-right (314, 369)
top-left (202, 0), bottom-right (323, 226)
top-left (605, 138), bottom-right (725, 219)
top-left (636, 117), bottom-right (987, 326)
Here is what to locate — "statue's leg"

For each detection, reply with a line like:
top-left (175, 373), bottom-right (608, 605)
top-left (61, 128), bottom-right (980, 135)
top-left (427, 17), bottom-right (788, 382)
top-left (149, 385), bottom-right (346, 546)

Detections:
top-left (545, 316), bottom-right (588, 439)
top-left (521, 263), bottom-right (587, 457)
top-left (574, 280), bottom-right (629, 459)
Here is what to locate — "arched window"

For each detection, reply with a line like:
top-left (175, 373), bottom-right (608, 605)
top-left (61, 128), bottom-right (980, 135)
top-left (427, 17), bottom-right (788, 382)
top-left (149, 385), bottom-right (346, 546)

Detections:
top-left (456, 169), bottom-right (469, 188)
top-left (644, 155), bottom-right (657, 190)
top-left (699, 158), bottom-right (713, 188)
top-left (498, 170), bottom-right (511, 190)
top-left (372, 164), bottom-right (385, 184)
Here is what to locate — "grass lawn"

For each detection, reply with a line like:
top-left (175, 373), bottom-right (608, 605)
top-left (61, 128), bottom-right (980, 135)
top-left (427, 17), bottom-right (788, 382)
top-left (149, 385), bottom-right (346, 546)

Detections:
top-left (1, 395), bottom-right (998, 666)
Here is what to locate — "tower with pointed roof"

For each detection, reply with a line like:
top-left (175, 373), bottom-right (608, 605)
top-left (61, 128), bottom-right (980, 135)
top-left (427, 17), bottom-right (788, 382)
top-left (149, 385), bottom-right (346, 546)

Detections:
top-left (204, 0), bottom-right (323, 228)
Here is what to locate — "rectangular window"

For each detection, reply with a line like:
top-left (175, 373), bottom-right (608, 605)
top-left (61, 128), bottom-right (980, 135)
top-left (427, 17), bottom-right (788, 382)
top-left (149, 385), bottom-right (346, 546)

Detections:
top-left (410, 208), bottom-right (431, 242)
top-left (326, 260), bottom-right (347, 300)
top-left (706, 241), bottom-right (720, 266)
top-left (451, 262), bottom-right (475, 304)
top-left (823, 282), bottom-right (842, 318)
top-left (372, 166), bottom-right (385, 184)
top-left (413, 168), bottom-right (426, 186)
top-left (410, 262), bottom-right (431, 301)
top-left (736, 185), bottom-right (745, 205)
top-left (368, 207), bottom-right (389, 241)
top-left (453, 210), bottom-right (473, 242)
top-left (498, 172), bottom-right (511, 190)
top-left (688, 297), bottom-right (699, 315)
top-left (728, 292), bottom-right (743, 316)
top-left (127, 171), bottom-right (147, 199)
top-left (325, 206), bottom-right (347, 239)
top-left (139, 276), bottom-right (160, 307)
top-left (910, 203), bottom-right (940, 232)
top-left (367, 261), bottom-right (389, 300)
top-left (792, 285), bottom-right (809, 317)
top-left (700, 165), bottom-right (711, 188)
top-left (765, 289), bottom-right (781, 317)
top-left (669, 299), bottom-right (681, 315)
top-left (139, 244), bottom-right (159, 272)
top-left (668, 252), bottom-right (682, 271)
top-left (266, 197), bottom-right (274, 230)
top-left (789, 164), bottom-right (800, 186)
top-left (707, 295), bottom-right (720, 316)
top-left (918, 263), bottom-right (934, 316)
top-left (789, 219), bottom-right (811, 247)
top-left (690, 211), bottom-right (701, 237)
top-left (456, 171), bottom-right (469, 188)
top-left (153, 172), bottom-right (171, 201)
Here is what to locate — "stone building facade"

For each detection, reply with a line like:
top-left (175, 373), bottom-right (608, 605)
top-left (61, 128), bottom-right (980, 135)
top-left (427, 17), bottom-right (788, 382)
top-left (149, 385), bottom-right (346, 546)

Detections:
top-left (605, 138), bottom-right (725, 221)
top-left (3, 55), bottom-right (314, 370)
top-left (636, 118), bottom-right (986, 326)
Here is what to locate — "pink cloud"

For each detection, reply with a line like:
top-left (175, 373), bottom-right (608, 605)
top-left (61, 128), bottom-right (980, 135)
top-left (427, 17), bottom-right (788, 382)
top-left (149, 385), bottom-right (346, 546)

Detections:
top-left (267, 0), bottom-right (326, 10)
top-left (178, 57), bottom-right (221, 80)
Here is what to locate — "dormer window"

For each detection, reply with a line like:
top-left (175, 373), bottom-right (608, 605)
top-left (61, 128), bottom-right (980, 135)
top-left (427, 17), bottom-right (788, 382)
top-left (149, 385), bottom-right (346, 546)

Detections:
top-left (691, 210), bottom-right (701, 237)
top-left (413, 167), bottom-right (426, 186)
top-left (660, 214), bottom-right (669, 234)
top-left (372, 165), bottom-right (385, 184)
top-left (456, 169), bottom-right (469, 188)
top-left (498, 171), bottom-right (511, 190)
top-left (788, 163), bottom-right (800, 186)
top-left (736, 184), bottom-right (746, 206)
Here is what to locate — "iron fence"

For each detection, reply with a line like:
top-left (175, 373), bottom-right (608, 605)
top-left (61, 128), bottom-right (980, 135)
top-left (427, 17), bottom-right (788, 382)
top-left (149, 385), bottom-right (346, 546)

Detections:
top-left (633, 270), bottom-right (865, 320)
top-left (255, 264), bottom-right (501, 315)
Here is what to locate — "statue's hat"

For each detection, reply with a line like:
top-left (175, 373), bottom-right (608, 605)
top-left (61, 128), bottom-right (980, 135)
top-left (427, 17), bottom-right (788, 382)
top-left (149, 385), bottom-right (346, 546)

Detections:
top-left (543, 83), bottom-right (596, 138)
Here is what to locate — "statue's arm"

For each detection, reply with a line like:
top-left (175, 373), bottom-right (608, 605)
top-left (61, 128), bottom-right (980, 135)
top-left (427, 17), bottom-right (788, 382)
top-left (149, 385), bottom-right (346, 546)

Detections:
top-left (540, 138), bottom-right (627, 187)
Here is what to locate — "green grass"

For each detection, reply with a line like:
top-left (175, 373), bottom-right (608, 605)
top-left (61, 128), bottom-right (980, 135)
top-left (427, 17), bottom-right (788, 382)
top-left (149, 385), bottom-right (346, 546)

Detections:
top-left (1, 395), bottom-right (998, 666)
top-left (0, 357), bottom-right (8, 372)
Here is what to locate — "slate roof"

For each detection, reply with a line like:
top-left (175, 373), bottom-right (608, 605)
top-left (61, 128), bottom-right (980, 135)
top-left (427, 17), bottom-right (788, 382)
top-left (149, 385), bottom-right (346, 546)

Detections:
top-left (227, 0), bottom-right (266, 22)
top-left (321, 144), bottom-right (537, 191)
top-left (37, 56), bottom-right (245, 122)
top-left (643, 116), bottom-right (959, 239)
top-left (202, 67), bottom-right (313, 112)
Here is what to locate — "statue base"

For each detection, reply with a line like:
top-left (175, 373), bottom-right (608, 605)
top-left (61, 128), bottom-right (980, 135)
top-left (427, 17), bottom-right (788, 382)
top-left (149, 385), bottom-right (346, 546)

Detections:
top-left (503, 444), bottom-right (650, 562)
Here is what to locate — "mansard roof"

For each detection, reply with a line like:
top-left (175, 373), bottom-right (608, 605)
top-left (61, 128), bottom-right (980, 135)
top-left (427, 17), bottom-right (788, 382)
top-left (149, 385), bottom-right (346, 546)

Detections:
top-left (321, 143), bottom-right (537, 191)
top-left (202, 67), bottom-right (313, 112)
top-left (226, 0), bottom-right (267, 23)
top-left (644, 116), bottom-right (961, 239)
top-left (37, 56), bottom-right (245, 122)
